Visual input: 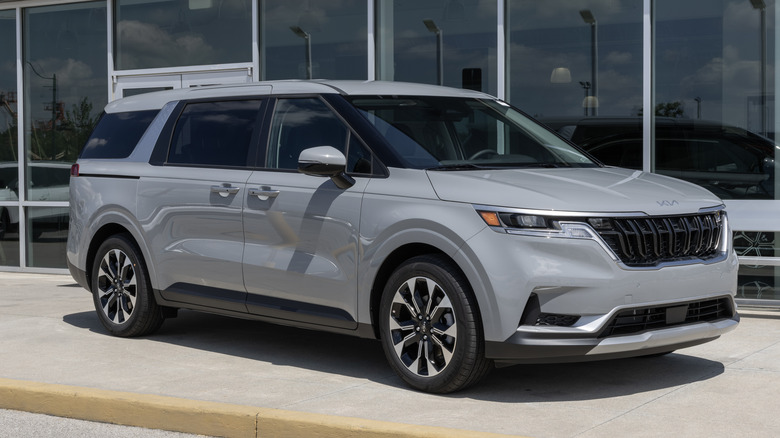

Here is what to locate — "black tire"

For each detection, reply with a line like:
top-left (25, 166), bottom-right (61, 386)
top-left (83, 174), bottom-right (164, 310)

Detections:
top-left (379, 254), bottom-right (493, 393)
top-left (91, 234), bottom-right (164, 337)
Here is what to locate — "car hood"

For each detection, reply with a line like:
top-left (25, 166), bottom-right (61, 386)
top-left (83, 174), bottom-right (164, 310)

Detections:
top-left (426, 167), bottom-right (723, 215)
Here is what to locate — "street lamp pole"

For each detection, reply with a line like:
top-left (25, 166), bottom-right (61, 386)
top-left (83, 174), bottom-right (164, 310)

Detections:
top-left (27, 62), bottom-right (58, 157)
top-left (580, 10), bottom-right (598, 116)
top-left (290, 26), bottom-right (312, 80)
top-left (579, 81), bottom-right (591, 116)
top-left (751, 0), bottom-right (767, 136)
top-left (423, 19), bottom-right (443, 86)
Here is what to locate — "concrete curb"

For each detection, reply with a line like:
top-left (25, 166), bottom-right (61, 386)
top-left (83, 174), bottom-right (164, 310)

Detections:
top-left (0, 378), bottom-right (521, 438)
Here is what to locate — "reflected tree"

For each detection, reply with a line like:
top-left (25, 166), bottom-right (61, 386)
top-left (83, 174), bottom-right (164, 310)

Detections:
top-left (635, 101), bottom-right (685, 118)
top-left (29, 97), bottom-right (97, 162)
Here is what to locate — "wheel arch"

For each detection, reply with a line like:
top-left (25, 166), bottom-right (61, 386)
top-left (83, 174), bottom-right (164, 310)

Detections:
top-left (82, 214), bottom-right (156, 295)
top-left (367, 242), bottom-right (489, 342)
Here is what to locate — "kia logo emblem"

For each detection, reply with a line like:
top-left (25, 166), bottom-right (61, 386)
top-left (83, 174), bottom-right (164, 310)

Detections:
top-left (657, 200), bottom-right (679, 207)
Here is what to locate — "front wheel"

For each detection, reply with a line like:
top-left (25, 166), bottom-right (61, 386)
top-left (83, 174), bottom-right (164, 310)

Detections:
top-left (91, 234), bottom-right (164, 337)
top-left (379, 255), bottom-right (493, 393)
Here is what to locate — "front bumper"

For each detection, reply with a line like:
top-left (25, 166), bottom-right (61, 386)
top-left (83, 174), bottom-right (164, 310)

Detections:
top-left (485, 301), bottom-right (739, 363)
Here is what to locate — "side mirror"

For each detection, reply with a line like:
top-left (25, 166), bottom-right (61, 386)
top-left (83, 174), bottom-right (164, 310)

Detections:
top-left (298, 146), bottom-right (355, 189)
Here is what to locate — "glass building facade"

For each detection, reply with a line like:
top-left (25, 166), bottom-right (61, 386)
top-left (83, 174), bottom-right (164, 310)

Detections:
top-left (0, 0), bottom-right (777, 305)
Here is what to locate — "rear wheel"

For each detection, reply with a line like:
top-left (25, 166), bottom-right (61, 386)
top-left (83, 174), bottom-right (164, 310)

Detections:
top-left (379, 254), bottom-right (493, 393)
top-left (91, 234), bottom-right (164, 337)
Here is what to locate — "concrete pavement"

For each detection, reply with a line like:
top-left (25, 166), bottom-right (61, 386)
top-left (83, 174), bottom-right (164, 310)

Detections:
top-left (1, 272), bottom-right (779, 437)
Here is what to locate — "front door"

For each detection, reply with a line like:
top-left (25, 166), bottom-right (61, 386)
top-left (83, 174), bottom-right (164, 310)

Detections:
top-left (242, 97), bottom-right (370, 329)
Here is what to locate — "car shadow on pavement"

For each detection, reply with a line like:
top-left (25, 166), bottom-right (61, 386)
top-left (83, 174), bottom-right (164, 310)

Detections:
top-left (63, 309), bottom-right (725, 403)
top-left (463, 354), bottom-right (724, 403)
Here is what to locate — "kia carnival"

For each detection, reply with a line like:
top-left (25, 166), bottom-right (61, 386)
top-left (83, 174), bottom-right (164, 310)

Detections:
top-left (67, 81), bottom-right (739, 393)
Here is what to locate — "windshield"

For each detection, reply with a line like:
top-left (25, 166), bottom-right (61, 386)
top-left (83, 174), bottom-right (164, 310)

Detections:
top-left (348, 96), bottom-right (598, 170)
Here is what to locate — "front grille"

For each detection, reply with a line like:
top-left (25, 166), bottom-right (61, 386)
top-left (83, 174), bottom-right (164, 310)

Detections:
top-left (599, 297), bottom-right (733, 338)
top-left (593, 212), bottom-right (723, 267)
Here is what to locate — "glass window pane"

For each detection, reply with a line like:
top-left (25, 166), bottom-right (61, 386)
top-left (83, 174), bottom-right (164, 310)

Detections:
top-left (24, 1), bottom-right (107, 202)
top-left (267, 98), bottom-right (348, 169)
top-left (0, 11), bottom-right (15, 162)
top-left (655, 0), bottom-right (776, 201)
top-left (81, 110), bottom-right (159, 159)
top-left (508, 1), bottom-right (643, 163)
top-left (0, 11), bottom-right (19, 267)
top-left (508, 2), bottom-right (643, 116)
top-left (27, 206), bottom-right (68, 269)
top-left (261, 0), bottom-right (367, 80)
top-left (376, 1), bottom-right (496, 94)
top-left (346, 135), bottom-right (372, 174)
top-left (348, 96), bottom-right (596, 169)
top-left (116, 0), bottom-right (252, 70)
top-left (0, 203), bottom-right (19, 267)
top-left (168, 100), bottom-right (261, 167)
top-left (734, 231), bottom-right (779, 300)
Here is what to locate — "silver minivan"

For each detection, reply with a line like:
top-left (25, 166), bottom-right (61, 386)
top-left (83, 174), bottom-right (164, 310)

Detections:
top-left (67, 81), bottom-right (739, 393)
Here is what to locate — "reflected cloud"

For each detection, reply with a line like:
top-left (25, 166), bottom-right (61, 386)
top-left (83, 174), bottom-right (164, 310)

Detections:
top-left (509, 0), bottom-right (633, 27)
top-left (605, 51), bottom-right (632, 66)
top-left (508, 40), bottom-right (640, 117)
top-left (117, 20), bottom-right (216, 68)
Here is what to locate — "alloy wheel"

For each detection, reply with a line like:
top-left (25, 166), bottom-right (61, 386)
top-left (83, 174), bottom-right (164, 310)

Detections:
top-left (96, 248), bottom-right (138, 324)
top-left (387, 276), bottom-right (457, 377)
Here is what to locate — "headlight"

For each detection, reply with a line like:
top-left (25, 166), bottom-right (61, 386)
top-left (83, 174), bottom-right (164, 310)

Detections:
top-left (477, 210), bottom-right (558, 231)
top-left (475, 207), bottom-right (618, 260)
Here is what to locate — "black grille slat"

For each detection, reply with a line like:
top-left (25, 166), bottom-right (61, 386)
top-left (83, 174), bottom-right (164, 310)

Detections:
top-left (594, 212), bottom-right (722, 267)
top-left (600, 298), bottom-right (733, 338)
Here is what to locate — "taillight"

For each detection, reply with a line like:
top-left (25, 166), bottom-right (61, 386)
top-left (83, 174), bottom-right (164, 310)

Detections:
top-left (70, 163), bottom-right (79, 177)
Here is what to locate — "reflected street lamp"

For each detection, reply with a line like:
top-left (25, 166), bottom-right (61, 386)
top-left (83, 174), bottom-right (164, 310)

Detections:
top-left (751, 0), bottom-right (766, 135)
top-left (579, 81), bottom-right (591, 116)
top-left (580, 9), bottom-right (598, 116)
top-left (290, 25), bottom-right (312, 80)
top-left (423, 19), bottom-right (443, 86)
top-left (27, 62), bottom-right (58, 156)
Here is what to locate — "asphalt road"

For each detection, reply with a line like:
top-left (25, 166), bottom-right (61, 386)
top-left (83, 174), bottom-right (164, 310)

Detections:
top-left (0, 409), bottom-right (205, 438)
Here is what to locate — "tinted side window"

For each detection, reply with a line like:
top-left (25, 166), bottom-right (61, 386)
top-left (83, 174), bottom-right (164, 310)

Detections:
top-left (267, 98), bottom-right (349, 170)
top-left (168, 100), bottom-right (262, 167)
top-left (80, 110), bottom-right (158, 159)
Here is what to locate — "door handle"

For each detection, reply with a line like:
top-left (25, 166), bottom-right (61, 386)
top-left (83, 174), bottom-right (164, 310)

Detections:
top-left (211, 185), bottom-right (241, 198)
top-left (249, 188), bottom-right (280, 201)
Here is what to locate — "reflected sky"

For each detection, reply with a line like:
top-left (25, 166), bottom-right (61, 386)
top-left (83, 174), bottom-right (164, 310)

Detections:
top-left (507, 0), bottom-right (775, 132)
top-left (7, 0), bottom-right (778, 145)
top-left (24, 2), bottom-right (107, 142)
top-left (116, 0), bottom-right (252, 69)
top-left (379, 0), bottom-right (497, 94)
top-left (262, 0), bottom-right (367, 80)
